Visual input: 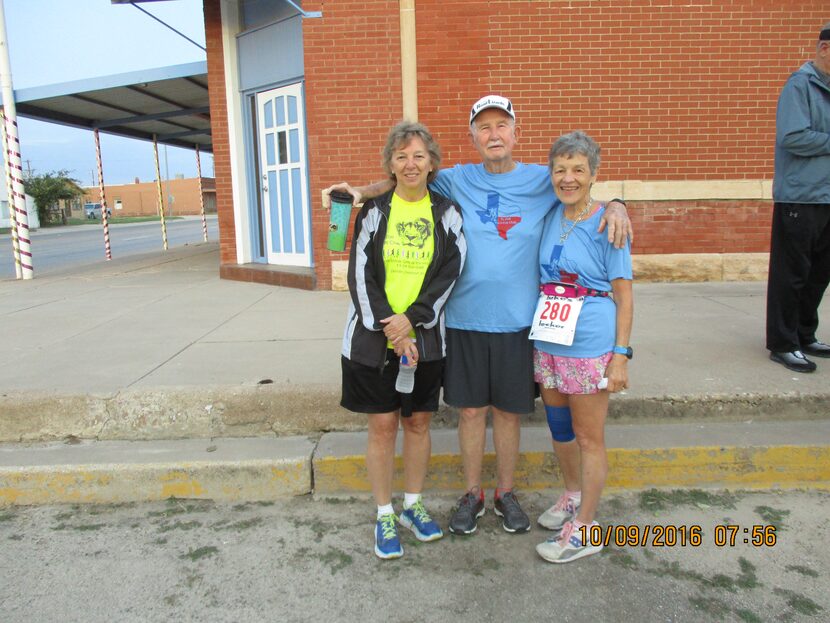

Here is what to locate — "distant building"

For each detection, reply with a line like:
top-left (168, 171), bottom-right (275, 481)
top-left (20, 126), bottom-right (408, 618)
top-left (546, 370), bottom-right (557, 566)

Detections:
top-left (82, 177), bottom-right (216, 218)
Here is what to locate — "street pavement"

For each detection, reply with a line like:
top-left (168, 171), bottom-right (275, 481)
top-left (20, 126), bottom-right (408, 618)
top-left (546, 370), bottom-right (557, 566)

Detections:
top-left (0, 490), bottom-right (826, 622)
top-left (0, 215), bottom-right (219, 278)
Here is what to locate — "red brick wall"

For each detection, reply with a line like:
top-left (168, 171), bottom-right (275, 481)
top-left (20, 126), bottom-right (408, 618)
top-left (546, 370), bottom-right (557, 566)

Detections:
top-left (630, 201), bottom-right (772, 255)
top-left (299, 1), bottom-right (824, 287)
top-left (203, 0), bottom-right (236, 266)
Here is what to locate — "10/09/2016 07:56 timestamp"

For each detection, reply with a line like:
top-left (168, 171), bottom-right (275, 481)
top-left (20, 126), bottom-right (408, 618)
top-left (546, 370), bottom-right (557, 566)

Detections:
top-left (577, 524), bottom-right (778, 548)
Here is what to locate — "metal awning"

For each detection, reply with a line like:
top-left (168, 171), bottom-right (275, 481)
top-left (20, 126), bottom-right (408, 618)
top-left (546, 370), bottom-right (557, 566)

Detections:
top-left (13, 61), bottom-right (211, 152)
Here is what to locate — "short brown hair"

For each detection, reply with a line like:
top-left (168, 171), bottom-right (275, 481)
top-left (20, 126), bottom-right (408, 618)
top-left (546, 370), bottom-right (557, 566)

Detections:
top-left (382, 121), bottom-right (442, 183)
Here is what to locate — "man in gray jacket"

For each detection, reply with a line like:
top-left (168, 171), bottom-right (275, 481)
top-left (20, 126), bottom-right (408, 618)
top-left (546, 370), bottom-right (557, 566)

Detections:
top-left (767, 22), bottom-right (830, 373)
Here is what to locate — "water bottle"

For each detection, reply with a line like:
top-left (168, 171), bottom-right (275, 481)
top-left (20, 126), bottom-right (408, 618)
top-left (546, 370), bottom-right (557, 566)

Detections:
top-left (395, 354), bottom-right (417, 394)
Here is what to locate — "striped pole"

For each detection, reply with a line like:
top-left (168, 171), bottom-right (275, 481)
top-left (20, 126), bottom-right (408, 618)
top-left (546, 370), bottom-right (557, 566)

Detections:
top-left (195, 145), bottom-right (207, 242)
top-left (152, 134), bottom-right (168, 250)
top-left (0, 0), bottom-right (32, 279)
top-left (2, 110), bottom-right (31, 278)
top-left (1, 109), bottom-right (20, 278)
top-left (93, 129), bottom-right (112, 260)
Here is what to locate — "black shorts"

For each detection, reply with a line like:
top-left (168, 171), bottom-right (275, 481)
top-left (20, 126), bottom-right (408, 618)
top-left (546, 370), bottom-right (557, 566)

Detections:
top-left (443, 328), bottom-right (537, 415)
top-left (340, 352), bottom-right (444, 417)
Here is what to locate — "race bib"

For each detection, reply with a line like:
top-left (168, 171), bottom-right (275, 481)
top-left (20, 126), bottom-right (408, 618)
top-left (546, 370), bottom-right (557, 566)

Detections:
top-left (528, 290), bottom-right (583, 346)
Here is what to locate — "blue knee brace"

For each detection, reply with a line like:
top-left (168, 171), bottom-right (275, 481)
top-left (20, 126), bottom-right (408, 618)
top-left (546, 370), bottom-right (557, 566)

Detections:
top-left (545, 405), bottom-right (574, 442)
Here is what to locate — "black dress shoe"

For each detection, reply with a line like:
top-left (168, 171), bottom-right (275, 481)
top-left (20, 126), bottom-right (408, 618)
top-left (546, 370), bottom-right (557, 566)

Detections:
top-left (801, 341), bottom-right (830, 359)
top-left (769, 350), bottom-right (817, 373)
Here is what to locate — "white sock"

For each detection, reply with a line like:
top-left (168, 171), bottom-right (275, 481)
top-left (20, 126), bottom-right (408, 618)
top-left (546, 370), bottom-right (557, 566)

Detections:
top-left (403, 493), bottom-right (421, 510)
top-left (566, 489), bottom-right (582, 504)
top-left (377, 503), bottom-right (394, 519)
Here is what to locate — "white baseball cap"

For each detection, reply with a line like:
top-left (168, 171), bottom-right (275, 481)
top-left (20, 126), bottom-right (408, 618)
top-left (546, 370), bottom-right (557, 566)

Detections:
top-left (469, 95), bottom-right (515, 124)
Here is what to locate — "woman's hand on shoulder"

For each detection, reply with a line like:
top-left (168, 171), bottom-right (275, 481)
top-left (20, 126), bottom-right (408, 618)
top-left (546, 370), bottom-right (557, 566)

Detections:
top-left (598, 200), bottom-right (633, 249)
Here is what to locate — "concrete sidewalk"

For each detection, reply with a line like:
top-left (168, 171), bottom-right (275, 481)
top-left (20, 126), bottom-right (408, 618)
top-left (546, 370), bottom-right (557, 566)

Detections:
top-left (1, 242), bottom-right (829, 504)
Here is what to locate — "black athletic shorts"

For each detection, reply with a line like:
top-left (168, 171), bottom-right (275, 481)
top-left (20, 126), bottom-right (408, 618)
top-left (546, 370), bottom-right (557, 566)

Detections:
top-left (340, 351), bottom-right (444, 417)
top-left (443, 328), bottom-right (537, 414)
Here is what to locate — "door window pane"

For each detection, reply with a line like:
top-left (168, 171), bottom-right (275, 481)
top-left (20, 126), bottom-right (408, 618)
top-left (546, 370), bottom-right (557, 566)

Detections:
top-left (263, 100), bottom-right (273, 129)
top-left (287, 96), bottom-right (298, 124)
top-left (279, 170), bottom-right (293, 253)
top-left (291, 168), bottom-right (304, 253)
top-left (265, 133), bottom-right (275, 167)
top-left (289, 129), bottom-right (299, 163)
top-left (268, 171), bottom-right (280, 252)
top-left (278, 131), bottom-right (288, 165)
top-left (275, 96), bottom-right (285, 126)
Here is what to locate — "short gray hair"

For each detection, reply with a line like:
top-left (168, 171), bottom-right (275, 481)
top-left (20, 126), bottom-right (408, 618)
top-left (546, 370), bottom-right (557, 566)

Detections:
top-left (548, 131), bottom-right (601, 175)
top-left (382, 121), bottom-right (442, 183)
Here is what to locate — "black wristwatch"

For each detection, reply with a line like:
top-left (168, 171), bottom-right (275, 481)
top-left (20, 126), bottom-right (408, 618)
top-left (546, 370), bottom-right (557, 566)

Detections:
top-left (612, 345), bottom-right (633, 359)
top-left (609, 198), bottom-right (627, 207)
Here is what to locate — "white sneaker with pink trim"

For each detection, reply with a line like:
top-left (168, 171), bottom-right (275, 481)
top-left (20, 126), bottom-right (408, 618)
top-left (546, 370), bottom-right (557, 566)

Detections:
top-left (536, 520), bottom-right (603, 563)
top-left (538, 492), bottom-right (580, 531)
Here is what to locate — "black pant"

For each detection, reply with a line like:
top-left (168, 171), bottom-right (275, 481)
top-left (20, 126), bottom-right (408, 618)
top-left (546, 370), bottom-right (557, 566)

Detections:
top-left (766, 202), bottom-right (830, 352)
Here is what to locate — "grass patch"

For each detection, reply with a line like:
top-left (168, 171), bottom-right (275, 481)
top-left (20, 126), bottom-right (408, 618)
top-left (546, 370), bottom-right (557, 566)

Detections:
top-left (639, 489), bottom-right (737, 513)
top-left (180, 546), bottom-right (219, 562)
top-left (608, 551), bottom-right (638, 569)
top-left (689, 596), bottom-right (730, 618)
top-left (319, 548), bottom-right (354, 575)
top-left (212, 517), bottom-right (262, 532)
top-left (148, 498), bottom-right (213, 518)
top-left (735, 609), bottom-right (762, 623)
top-left (8, 534), bottom-right (23, 541)
top-left (647, 557), bottom-right (758, 592)
top-left (0, 512), bottom-right (16, 522)
top-left (774, 588), bottom-right (823, 616)
top-left (74, 523), bottom-right (107, 532)
top-left (785, 564), bottom-right (818, 578)
top-left (736, 558), bottom-right (760, 589)
top-left (158, 520), bottom-right (202, 533)
top-left (754, 505), bottom-right (790, 529)
top-left (320, 496), bottom-right (359, 505)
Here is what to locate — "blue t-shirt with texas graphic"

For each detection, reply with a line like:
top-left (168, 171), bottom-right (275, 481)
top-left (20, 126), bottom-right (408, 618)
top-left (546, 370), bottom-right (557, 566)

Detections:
top-left (430, 162), bottom-right (558, 332)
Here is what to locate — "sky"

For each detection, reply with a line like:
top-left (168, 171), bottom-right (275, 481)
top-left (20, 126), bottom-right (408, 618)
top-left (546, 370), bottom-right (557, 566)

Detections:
top-left (4, 0), bottom-right (212, 186)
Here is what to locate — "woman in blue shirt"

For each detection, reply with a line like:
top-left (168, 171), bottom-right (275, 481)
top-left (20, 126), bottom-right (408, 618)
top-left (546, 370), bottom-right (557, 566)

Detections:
top-left (530, 132), bottom-right (633, 563)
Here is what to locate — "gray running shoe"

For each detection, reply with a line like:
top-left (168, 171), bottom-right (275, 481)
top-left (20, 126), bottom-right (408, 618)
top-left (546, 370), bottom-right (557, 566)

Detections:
top-left (494, 491), bottom-right (531, 533)
top-left (448, 491), bottom-right (485, 535)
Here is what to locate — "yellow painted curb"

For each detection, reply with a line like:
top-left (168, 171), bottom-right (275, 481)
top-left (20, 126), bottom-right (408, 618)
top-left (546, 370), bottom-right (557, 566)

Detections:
top-left (0, 460), bottom-right (310, 507)
top-left (312, 445), bottom-right (830, 493)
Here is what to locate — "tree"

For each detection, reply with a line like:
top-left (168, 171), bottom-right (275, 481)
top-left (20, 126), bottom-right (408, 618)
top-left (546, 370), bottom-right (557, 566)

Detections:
top-left (23, 170), bottom-right (84, 225)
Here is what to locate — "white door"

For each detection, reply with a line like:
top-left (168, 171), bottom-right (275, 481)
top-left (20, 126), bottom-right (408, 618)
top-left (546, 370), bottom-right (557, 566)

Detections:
top-left (256, 83), bottom-right (311, 266)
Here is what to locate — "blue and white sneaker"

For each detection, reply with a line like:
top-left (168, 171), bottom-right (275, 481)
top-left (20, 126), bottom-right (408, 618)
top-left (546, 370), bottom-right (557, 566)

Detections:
top-left (374, 513), bottom-right (403, 559)
top-left (399, 500), bottom-right (444, 542)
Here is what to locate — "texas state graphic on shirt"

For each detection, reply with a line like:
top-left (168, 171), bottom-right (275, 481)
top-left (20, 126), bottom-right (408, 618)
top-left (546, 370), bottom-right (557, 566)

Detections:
top-left (476, 192), bottom-right (522, 240)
